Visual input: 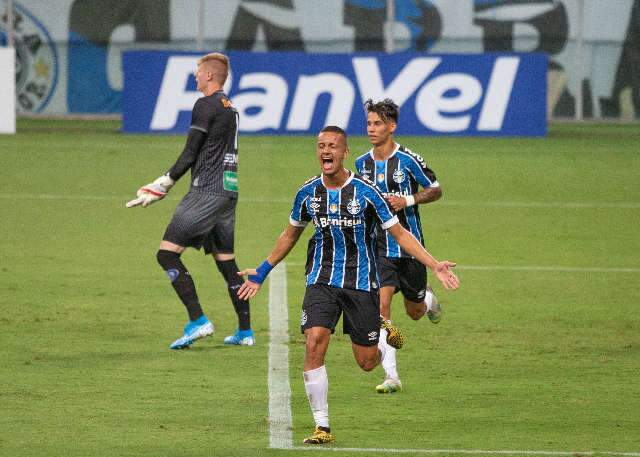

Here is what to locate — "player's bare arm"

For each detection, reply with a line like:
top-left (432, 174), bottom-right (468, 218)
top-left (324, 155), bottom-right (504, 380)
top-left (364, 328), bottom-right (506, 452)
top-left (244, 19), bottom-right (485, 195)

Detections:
top-left (386, 186), bottom-right (442, 211)
top-left (387, 223), bottom-right (459, 290)
top-left (237, 224), bottom-right (306, 300)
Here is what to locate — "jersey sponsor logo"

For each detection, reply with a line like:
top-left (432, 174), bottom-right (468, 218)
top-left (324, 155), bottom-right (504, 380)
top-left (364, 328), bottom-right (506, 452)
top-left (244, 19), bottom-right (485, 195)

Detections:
top-left (3, 3), bottom-right (59, 113)
top-left (347, 197), bottom-right (361, 215)
top-left (124, 51), bottom-right (546, 136)
top-left (223, 153), bottom-right (238, 164)
top-left (382, 190), bottom-right (411, 198)
top-left (308, 202), bottom-right (320, 214)
top-left (368, 331), bottom-right (378, 341)
top-left (223, 171), bottom-right (238, 192)
top-left (300, 310), bottom-right (308, 326)
top-left (316, 217), bottom-right (362, 228)
top-left (392, 168), bottom-right (406, 184)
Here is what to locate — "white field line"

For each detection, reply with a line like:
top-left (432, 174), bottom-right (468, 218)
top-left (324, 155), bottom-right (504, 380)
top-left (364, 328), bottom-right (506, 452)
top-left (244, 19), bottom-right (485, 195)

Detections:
top-left (268, 262), bottom-right (293, 449)
top-left (284, 262), bottom-right (640, 273)
top-left (267, 263), bottom-right (639, 456)
top-left (0, 193), bottom-right (639, 209)
top-left (284, 446), bottom-right (640, 456)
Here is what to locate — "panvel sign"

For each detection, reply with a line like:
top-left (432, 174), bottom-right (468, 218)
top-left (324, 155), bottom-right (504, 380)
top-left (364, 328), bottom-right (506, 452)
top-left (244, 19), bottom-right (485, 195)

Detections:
top-left (123, 51), bottom-right (547, 136)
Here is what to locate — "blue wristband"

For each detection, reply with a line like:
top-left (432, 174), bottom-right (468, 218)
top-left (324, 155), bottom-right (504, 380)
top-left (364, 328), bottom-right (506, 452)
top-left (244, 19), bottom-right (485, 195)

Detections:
top-left (249, 260), bottom-right (273, 284)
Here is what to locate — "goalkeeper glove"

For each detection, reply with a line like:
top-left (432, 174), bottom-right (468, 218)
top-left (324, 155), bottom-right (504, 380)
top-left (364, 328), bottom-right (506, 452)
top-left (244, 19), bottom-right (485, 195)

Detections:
top-left (126, 174), bottom-right (175, 208)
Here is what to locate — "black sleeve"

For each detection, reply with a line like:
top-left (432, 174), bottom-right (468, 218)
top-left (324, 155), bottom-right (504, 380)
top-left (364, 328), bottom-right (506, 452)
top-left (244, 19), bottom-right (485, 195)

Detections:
top-left (167, 128), bottom-right (207, 181)
top-left (167, 98), bottom-right (212, 181)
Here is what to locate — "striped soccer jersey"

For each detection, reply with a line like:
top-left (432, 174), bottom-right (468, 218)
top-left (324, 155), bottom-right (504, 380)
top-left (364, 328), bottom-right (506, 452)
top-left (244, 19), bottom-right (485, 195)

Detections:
top-left (289, 172), bottom-right (399, 292)
top-left (354, 143), bottom-right (439, 258)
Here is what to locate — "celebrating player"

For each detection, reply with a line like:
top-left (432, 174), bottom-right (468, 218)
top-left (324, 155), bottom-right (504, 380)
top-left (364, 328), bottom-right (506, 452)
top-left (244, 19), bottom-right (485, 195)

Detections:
top-left (355, 98), bottom-right (444, 394)
top-left (237, 126), bottom-right (459, 444)
top-left (126, 53), bottom-right (255, 349)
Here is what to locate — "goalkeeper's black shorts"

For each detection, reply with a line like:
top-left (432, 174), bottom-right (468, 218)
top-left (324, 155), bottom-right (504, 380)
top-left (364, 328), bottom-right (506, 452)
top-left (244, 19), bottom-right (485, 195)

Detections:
top-left (163, 191), bottom-right (237, 255)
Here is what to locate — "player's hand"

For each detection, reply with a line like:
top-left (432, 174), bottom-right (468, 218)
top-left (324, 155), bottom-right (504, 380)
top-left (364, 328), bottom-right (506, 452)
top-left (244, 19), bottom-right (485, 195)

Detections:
top-left (386, 195), bottom-right (407, 211)
top-left (237, 269), bottom-right (262, 300)
top-left (433, 261), bottom-right (460, 290)
top-left (126, 175), bottom-right (175, 208)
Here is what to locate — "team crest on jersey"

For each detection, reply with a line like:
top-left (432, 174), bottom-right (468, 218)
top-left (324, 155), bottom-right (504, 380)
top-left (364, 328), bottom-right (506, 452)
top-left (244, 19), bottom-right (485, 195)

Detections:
top-left (377, 173), bottom-right (385, 183)
top-left (329, 203), bottom-right (338, 213)
top-left (393, 168), bottom-right (406, 184)
top-left (347, 197), bottom-right (360, 215)
top-left (2, 3), bottom-right (59, 113)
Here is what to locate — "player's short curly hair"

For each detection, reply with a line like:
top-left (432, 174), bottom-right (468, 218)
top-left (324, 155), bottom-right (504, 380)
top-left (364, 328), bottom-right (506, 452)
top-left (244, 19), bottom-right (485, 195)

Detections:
top-left (364, 98), bottom-right (399, 124)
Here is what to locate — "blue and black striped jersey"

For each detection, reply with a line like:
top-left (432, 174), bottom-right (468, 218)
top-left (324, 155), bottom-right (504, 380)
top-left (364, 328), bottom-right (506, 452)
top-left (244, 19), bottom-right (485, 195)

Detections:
top-left (355, 144), bottom-right (439, 259)
top-left (289, 172), bottom-right (399, 292)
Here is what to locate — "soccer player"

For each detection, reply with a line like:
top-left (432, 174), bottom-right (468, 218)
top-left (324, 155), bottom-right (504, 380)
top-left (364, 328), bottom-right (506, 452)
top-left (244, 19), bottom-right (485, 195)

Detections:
top-left (236, 126), bottom-right (460, 444)
top-left (355, 98), bottom-right (443, 394)
top-left (126, 52), bottom-right (255, 349)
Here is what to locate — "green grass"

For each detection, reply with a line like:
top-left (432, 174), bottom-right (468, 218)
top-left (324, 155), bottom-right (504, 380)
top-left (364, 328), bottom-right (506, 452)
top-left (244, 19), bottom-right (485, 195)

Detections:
top-left (1, 120), bottom-right (639, 456)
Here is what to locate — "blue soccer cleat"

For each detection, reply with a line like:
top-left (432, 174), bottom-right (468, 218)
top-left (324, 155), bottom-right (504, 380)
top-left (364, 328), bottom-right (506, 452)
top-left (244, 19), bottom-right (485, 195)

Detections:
top-left (169, 316), bottom-right (214, 350)
top-left (223, 328), bottom-right (255, 346)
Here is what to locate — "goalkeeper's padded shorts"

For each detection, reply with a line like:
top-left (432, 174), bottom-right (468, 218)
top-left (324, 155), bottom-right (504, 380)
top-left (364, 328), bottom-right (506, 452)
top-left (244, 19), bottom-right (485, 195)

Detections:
top-left (164, 191), bottom-right (237, 255)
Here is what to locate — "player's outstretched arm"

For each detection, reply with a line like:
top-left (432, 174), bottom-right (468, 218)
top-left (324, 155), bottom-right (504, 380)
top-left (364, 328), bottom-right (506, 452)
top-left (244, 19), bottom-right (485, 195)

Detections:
top-left (387, 223), bottom-right (460, 290)
top-left (126, 174), bottom-right (175, 208)
top-left (237, 224), bottom-right (306, 300)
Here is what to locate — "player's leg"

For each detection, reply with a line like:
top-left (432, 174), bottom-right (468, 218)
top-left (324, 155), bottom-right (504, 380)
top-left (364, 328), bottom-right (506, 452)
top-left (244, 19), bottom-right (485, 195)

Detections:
top-left (376, 257), bottom-right (403, 392)
top-left (159, 193), bottom-right (214, 349)
top-left (208, 197), bottom-right (254, 345)
top-left (157, 241), bottom-right (214, 349)
top-left (301, 285), bottom-right (339, 444)
top-left (400, 259), bottom-right (441, 324)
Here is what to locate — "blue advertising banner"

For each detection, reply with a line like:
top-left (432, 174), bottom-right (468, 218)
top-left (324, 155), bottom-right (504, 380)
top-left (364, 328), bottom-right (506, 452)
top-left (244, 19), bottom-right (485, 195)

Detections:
top-left (123, 51), bottom-right (547, 136)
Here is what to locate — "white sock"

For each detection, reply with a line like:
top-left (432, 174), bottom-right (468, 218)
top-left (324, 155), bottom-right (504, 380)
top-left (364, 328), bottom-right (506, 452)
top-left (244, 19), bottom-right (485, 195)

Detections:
top-left (425, 288), bottom-right (435, 312)
top-left (303, 365), bottom-right (329, 428)
top-left (378, 328), bottom-right (399, 381)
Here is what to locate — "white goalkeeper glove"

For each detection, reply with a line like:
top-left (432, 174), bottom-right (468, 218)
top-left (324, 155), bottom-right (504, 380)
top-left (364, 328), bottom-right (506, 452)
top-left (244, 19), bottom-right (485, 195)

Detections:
top-left (126, 174), bottom-right (175, 208)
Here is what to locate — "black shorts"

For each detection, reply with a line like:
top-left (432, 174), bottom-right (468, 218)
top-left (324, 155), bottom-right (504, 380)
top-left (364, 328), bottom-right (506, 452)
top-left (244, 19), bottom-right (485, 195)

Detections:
top-left (163, 191), bottom-right (237, 255)
top-left (300, 284), bottom-right (380, 346)
top-left (377, 256), bottom-right (427, 303)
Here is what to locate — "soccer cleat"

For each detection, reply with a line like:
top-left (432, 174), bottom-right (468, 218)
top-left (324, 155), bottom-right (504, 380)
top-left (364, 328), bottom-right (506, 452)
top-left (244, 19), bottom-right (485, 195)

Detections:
top-left (376, 378), bottom-right (403, 394)
top-left (223, 329), bottom-right (255, 346)
top-left (380, 316), bottom-right (405, 349)
top-left (303, 426), bottom-right (335, 445)
top-left (425, 286), bottom-right (442, 324)
top-left (169, 317), bottom-right (214, 350)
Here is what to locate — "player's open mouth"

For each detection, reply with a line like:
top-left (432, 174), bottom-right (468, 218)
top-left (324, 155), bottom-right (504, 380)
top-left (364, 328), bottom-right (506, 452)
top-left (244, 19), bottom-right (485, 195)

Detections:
top-left (322, 157), bottom-right (334, 170)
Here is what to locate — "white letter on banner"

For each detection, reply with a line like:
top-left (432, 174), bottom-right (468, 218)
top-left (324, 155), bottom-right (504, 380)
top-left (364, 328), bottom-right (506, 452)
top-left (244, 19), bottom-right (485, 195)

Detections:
top-left (415, 74), bottom-right (483, 132)
top-left (233, 73), bottom-right (288, 132)
top-left (286, 74), bottom-right (355, 131)
top-left (353, 57), bottom-right (441, 107)
top-left (478, 57), bottom-right (520, 131)
top-left (151, 56), bottom-right (199, 130)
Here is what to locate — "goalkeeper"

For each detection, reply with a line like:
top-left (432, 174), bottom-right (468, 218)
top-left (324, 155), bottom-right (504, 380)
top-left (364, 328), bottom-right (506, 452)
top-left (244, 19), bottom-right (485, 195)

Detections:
top-left (126, 52), bottom-right (254, 349)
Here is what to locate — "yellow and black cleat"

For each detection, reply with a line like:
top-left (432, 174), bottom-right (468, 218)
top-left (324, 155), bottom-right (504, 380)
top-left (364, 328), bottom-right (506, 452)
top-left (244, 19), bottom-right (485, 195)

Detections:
top-left (380, 317), bottom-right (405, 349)
top-left (303, 426), bottom-right (335, 445)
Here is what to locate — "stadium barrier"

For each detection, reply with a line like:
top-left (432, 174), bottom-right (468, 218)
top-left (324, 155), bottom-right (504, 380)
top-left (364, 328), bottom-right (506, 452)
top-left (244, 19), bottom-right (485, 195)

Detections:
top-left (122, 51), bottom-right (547, 137)
top-left (0, 48), bottom-right (16, 134)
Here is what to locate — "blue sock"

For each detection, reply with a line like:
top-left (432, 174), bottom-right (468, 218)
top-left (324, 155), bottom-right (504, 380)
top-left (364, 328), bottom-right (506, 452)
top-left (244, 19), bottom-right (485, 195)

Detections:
top-left (191, 315), bottom-right (209, 326)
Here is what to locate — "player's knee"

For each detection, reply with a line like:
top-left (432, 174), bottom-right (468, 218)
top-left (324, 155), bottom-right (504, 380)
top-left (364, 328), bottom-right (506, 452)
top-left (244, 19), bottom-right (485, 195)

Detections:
top-left (406, 307), bottom-right (424, 320)
top-left (157, 249), bottom-right (180, 268)
top-left (357, 356), bottom-right (378, 372)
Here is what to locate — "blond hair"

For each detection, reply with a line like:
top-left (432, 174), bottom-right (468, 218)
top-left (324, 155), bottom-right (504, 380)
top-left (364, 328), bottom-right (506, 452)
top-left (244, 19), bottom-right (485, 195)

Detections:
top-left (197, 52), bottom-right (229, 85)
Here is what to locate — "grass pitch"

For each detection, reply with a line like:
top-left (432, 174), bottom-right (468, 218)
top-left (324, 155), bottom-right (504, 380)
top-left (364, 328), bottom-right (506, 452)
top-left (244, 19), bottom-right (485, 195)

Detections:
top-left (1, 120), bottom-right (639, 456)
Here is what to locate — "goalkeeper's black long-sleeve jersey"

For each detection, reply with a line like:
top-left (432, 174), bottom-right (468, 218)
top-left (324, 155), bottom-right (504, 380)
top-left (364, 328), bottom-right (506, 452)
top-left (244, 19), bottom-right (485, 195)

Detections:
top-left (168, 90), bottom-right (239, 198)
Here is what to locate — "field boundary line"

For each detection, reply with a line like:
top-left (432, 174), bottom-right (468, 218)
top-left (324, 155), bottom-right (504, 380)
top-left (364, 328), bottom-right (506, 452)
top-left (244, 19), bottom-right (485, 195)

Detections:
top-left (284, 262), bottom-right (640, 273)
top-left (1, 193), bottom-right (639, 209)
top-left (268, 262), bottom-right (294, 449)
top-left (283, 446), bottom-right (640, 456)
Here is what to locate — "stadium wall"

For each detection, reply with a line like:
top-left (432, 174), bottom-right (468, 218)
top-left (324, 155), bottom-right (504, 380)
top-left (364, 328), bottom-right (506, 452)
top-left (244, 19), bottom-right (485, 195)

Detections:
top-left (1, 0), bottom-right (639, 121)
